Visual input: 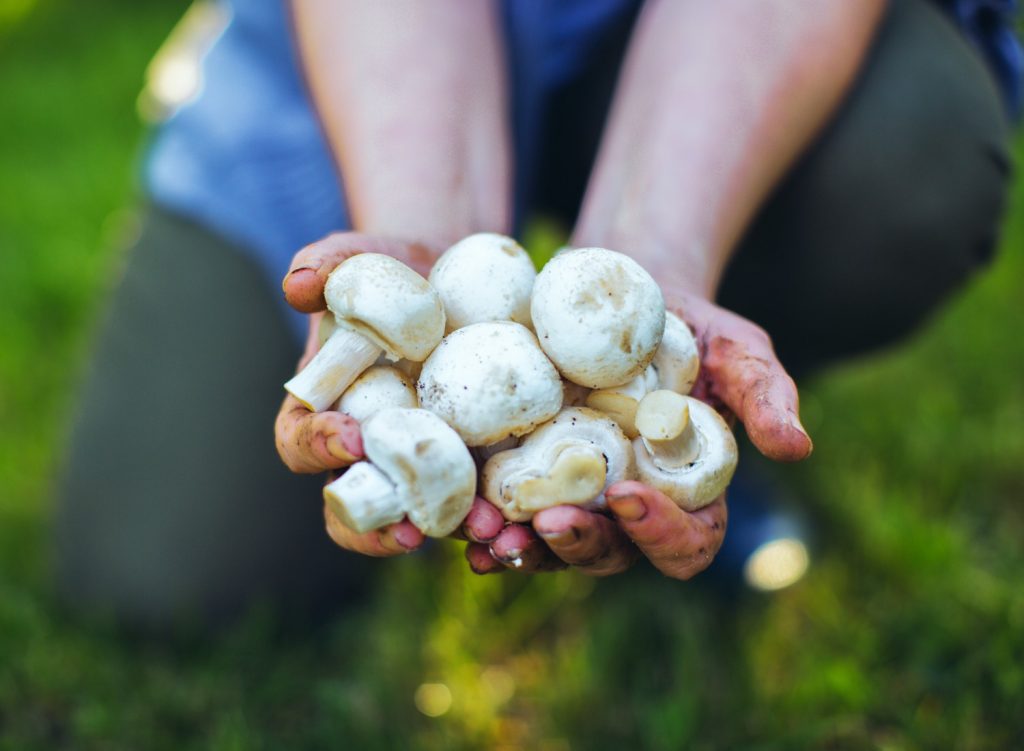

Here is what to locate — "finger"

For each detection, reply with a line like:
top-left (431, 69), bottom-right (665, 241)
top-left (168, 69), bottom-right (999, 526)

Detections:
top-left (490, 524), bottom-right (568, 573)
top-left (275, 394), bottom-right (363, 473)
top-left (532, 505), bottom-right (638, 577)
top-left (282, 233), bottom-right (439, 313)
top-left (605, 480), bottom-right (727, 580)
top-left (465, 542), bottom-right (505, 575)
top-left (699, 320), bottom-right (812, 462)
top-left (324, 504), bottom-right (424, 556)
top-left (461, 497), bottom-right (505, 544)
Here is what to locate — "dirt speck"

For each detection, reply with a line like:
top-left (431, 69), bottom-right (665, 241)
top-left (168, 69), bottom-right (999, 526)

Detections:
top-left (619, 328), bottom-right (633, 354)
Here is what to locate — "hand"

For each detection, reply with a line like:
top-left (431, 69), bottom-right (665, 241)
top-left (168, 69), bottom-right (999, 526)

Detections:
top-left (275, 232), bottom-right (448, 557)
top-left (466, 291), bottom-right (811, 578)
top-left (275, 231), bottom-right (443, 476)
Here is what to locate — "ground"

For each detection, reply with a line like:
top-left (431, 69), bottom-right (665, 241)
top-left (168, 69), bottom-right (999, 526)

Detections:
top-left (1, 1), bottom-right (1022, 749)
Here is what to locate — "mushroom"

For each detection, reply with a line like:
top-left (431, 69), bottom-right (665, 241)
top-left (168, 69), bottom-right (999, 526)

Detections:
top-left (632, 390), bottom-right (738, 512)
top-left (323, 407), bottom-right (476, 537)
top-left (417, 321), bottom-right (563, 446)
top-left (285, 253), bottom-right (445, 412)
top-left (531, 247), bottom-right (665, 389)
top-left (584, 365), bottom-right (659, 438)
top-left (334, 365), bottom-right (418, 423)
top-left (584, 313), bottom-right (701, 435)
top-left (429, 233), bottom-right (537, 332)
top-left (481, 407), bottom-right (636, 522)
top-left (653, 312), bottom-right (700, 394)
top-left (318, 317), bottom-right (422, 380)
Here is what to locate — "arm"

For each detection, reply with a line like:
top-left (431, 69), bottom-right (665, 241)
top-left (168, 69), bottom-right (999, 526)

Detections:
top-left (275, 1), bottom-right (512, 556)
top-left (290, 0), bottom-right (511, 245)
top-left (574, 0), bottom-right (886, 299)
top-left (470, 0), bottom-right (887, 578)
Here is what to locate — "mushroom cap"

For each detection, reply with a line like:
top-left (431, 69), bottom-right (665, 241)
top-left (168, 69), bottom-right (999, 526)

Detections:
top-left (429, 233), bottom-right (537, 332)
top-left (417, 321), bottom-right (563, 446)
top-left (361, 407), bottom-right (477, 537)
top-left (654, 312), bottom-right (700, 394)
top-left (481, 406), bottom-right (636, 522)
top-left (336, 365), bottom-right (418, 423)
top-left (531, 247), bottom-right (665, 388)
top-left (633, 395), bottom-right (738, 511)
top-left (324, 253), bottom-right (445, 362)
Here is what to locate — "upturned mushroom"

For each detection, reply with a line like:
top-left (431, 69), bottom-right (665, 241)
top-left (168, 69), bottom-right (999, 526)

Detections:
top-left (632, 390), bottom-right (738, 512)
top-left (429, 233), bottom-right (537, 332)
top-left (481, 407), bottom-right (636, 522)
top-left (585, 313), bottom-right (701, 436)
top-left (417, 321), bottom-right (563, 446)
top-left (334, 365), bottom-right (418, 423)
top-left (323, 407), bottom-right (476, 537)
top-left (531, 247), bottom-right (665, 389)
top-left (285, 253), bottom-right (445, 412)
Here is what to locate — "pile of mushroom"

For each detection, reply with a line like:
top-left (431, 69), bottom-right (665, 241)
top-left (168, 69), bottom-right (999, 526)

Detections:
top-left (285, 235), bottom-right (738, 537)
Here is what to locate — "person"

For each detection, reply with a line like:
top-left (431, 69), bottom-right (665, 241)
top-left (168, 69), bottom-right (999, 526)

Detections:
top-left (56, 0), bottom-right (1019, 627)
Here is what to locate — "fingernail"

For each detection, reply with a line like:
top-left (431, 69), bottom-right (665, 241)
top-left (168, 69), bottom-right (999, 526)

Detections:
top-left (607, 494), bottom-right (646, 521)
top-left (379, 529), bottom-right (406, 554)
top-left (341, 429), bottom-right (363, 458)
top-left (392, 525), bottom-right (421, 551)
top-left (787, 410), bottom-right (809, 438)
top-left (465, 527), bottom-right (498, 544)
top-left (282, 265), bottom-right (317, 293)
top-left (326, 434), bottom-right (356, 462)
top-left (289, 260), bottom-right (322, 275)
top-left (537, 526), bottom-right (578, 546)
top-left (492, 546), bottom-right (522, 564)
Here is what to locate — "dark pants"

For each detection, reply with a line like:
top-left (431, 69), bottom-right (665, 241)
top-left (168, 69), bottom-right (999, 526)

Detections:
top-left (55, 0), bottom-right (1012, 627)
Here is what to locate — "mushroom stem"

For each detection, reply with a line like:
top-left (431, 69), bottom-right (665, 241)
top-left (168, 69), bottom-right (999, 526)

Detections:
top-left (513, 446), bottom-right (607, 511)
top-left (635, 390), bottom-right (701, 469)
top-left (324, 462), bottom-right (405, 534)
top-left (285, 327), bottom-right (382, 412)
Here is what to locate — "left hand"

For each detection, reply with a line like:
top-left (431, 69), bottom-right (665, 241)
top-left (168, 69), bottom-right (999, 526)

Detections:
top-left (465, 290), bottom-right (812, 578)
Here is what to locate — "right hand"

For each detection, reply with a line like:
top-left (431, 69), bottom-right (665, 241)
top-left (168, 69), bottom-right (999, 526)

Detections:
top-left (274, 232), bottom-right (506, 556)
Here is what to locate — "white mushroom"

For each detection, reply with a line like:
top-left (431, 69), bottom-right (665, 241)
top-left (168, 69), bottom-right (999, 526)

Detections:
top-left (584, 365), bottom-right (659, 438)
top-left (323, 407), bottom-right (476, 537)
top-left (531, 247), bottom-right (665, 389)
top-left (584, 313), bottom-right (701, 435)
top-left (285, 253), bottom-right (445, 412)
top-left (334, 365), bottom-right (418, 423)
top-left (481, 407), bottom-right (636, 522)
top-left (417, 321), bottom-right (563, 446)
top-left (653, 312), bottom-right (700, 394)
top-left (633, 390), bottom-right (738, 512)
top-left (429, 233), bottom-right (537, 332)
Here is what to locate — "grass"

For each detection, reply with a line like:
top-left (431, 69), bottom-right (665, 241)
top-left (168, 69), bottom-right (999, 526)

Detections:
top-left (1, 1), bottom-right (1023, 748)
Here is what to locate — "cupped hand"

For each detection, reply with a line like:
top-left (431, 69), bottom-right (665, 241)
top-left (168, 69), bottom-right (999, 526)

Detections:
top-left (275, 231), bottom-right (449, 557)
top-left (464, 483), bottom-right (725, 578)
top-left (466, 291), bottom-right (811, 578)
top-left (275, 231), bottom-right (444, 477)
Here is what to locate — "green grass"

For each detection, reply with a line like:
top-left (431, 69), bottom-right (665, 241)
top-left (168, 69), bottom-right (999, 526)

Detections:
top-left (2, 2), bottom-right (1023, 749)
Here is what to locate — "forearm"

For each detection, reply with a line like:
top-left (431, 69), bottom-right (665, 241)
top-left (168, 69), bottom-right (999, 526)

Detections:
top-left (290, 0), bottom-right (512, 246)
top-left (573, 0), bottom-right (887, 298)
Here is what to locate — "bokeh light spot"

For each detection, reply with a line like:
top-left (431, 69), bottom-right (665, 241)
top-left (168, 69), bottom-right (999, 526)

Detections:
top-left (414, 682), bottom-right (452, 717)
top-left (743, 537), bottom-right (810, 591)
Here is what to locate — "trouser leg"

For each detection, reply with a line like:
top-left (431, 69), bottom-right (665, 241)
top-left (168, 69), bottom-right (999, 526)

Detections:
top-left (54, 206), bottom-right (368, 629)
top-left (718, 0), bottom-right (1013, 377)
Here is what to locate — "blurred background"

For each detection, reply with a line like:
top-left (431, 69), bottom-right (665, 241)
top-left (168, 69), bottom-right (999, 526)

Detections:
top-left (1, 0), bottom-right (1022, 748)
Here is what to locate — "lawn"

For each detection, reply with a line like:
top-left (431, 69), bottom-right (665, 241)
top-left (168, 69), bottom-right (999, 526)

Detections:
top-left (1, 1), bottom-right (1022, 749)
